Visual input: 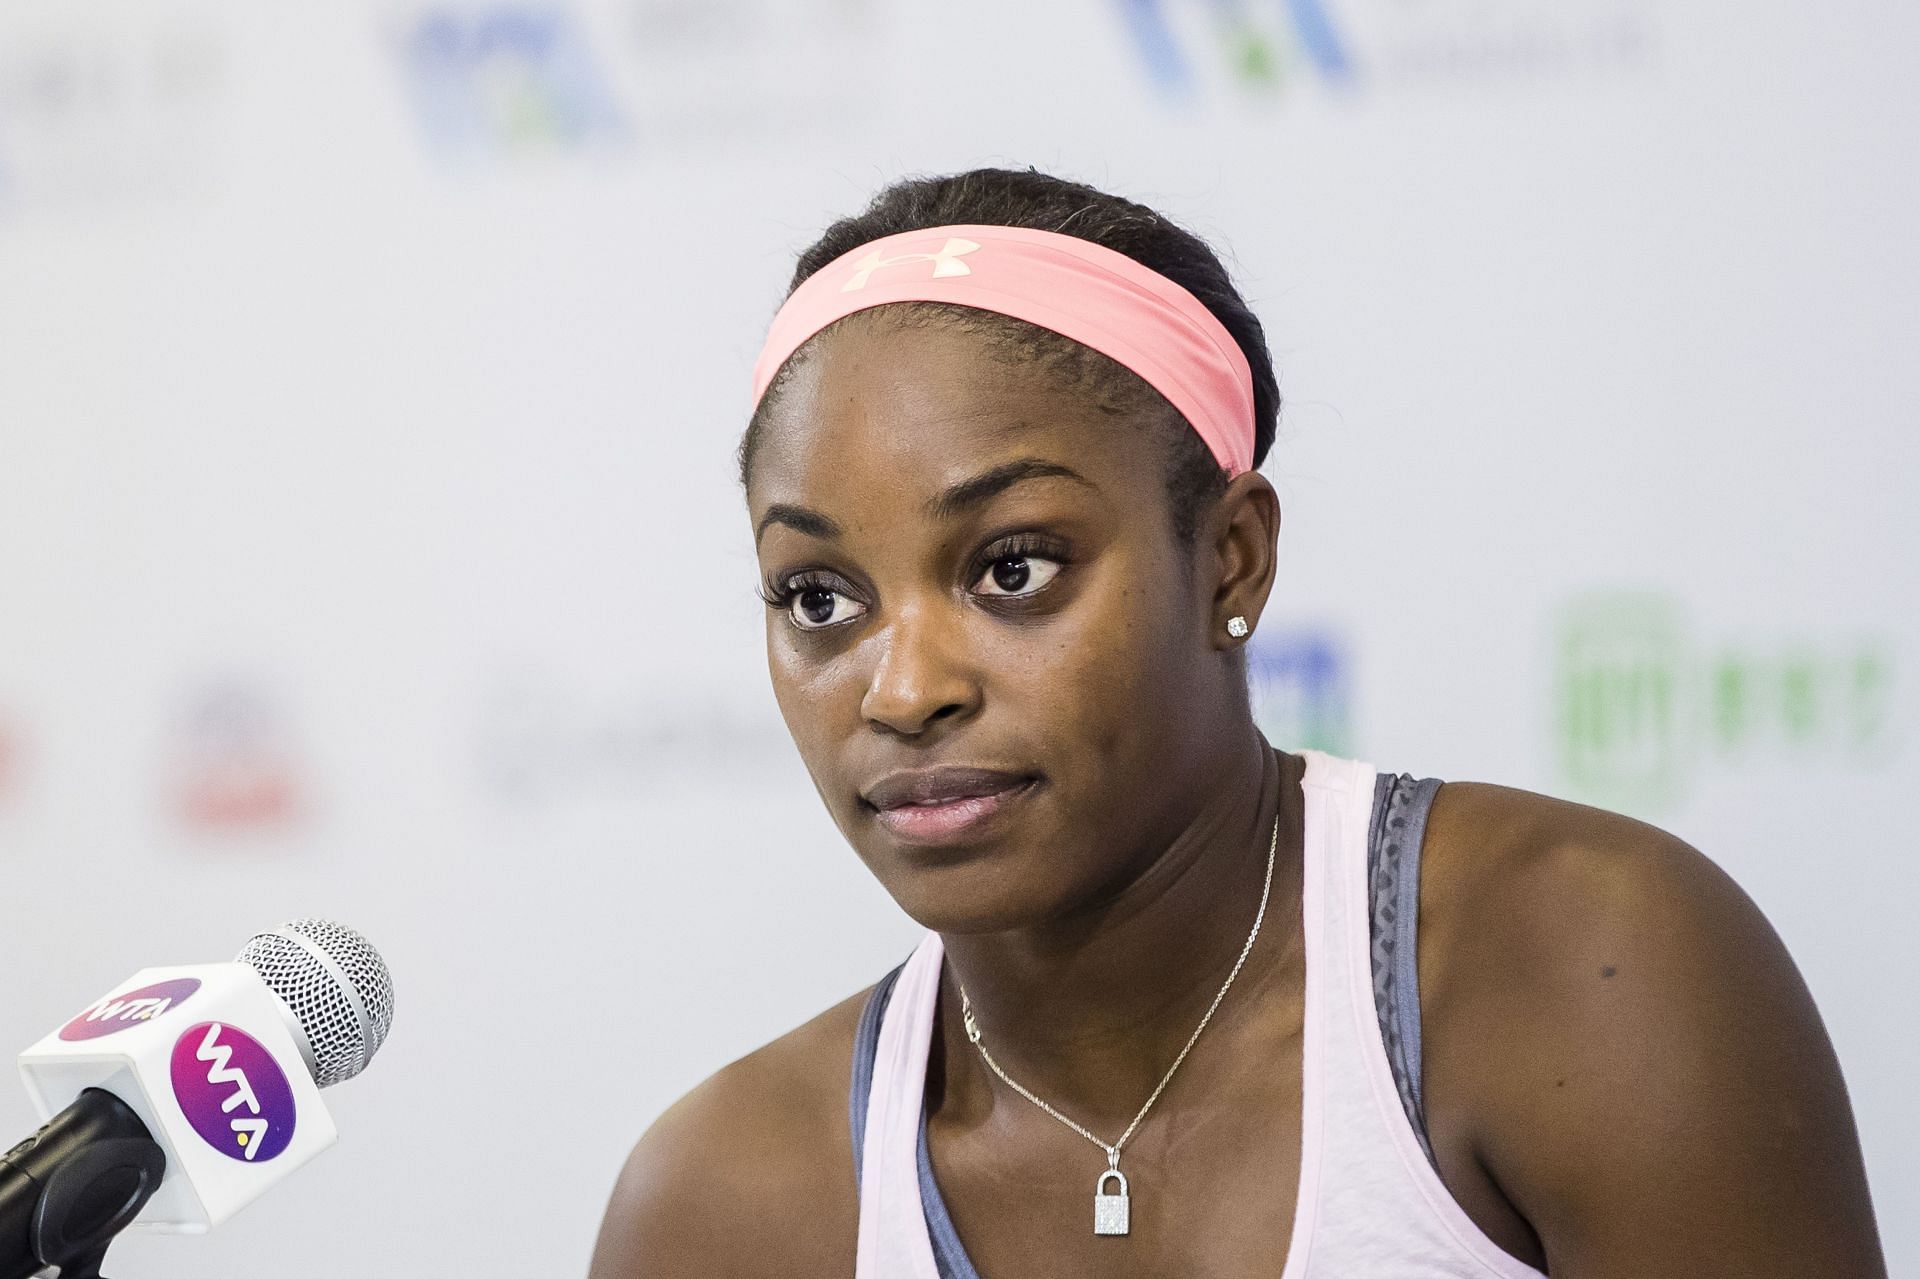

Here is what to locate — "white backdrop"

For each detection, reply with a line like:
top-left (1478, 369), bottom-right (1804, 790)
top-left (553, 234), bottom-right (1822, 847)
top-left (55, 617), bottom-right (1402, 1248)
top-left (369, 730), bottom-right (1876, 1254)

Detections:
top-left (0, 0), bottom-right (1914, 1273)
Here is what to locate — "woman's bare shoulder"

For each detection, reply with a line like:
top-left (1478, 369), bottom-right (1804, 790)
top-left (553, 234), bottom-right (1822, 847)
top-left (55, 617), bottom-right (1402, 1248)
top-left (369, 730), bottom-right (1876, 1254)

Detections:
top-left (1416, 778), bottom-right (1753, 996)
top-left (1416, 779), bottom-right (1886, 1274)
top-left (1416, 776), bottom-right (1782, 1054)
top-left (586, 981), bottom-right (880, 1279)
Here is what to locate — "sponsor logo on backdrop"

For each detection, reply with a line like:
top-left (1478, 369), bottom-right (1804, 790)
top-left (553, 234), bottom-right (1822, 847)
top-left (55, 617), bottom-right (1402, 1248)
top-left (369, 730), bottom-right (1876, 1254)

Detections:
top-left (476, 671), bottom-right (794, 806)
top-left (1248, 625), bottom-right (1354, 755)
top-left (397, 0), bottom-right (879, 162)
top-left (60, 978), bottom-right (203, 1042)
top-left (1119, 0), bottom-right (1351, 94)
top-left (170, 1022), bottom-right (297, 1163)
top-left (1119, 0), bottom-right (1652, 99)
top-left (399, 5), bottom-right (630, 162)
top-left (169, 680), bottom-right (305, 833)
top-left (610, 0), bottom-right (881, 151)
top-left (1555, 592), bottom-right (1898, 814)
top-left (0, 16), bottom-right (229, 217)
top-left (0, 711), bottom-right (20, 808)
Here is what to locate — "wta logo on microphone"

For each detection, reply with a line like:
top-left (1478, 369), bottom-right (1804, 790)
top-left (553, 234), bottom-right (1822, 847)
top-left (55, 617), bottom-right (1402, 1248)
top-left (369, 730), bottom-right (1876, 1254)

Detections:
top-left (170, 1022), bottom-right (298, 1162)
top-left (59, 977), bottom-right (203, 1041)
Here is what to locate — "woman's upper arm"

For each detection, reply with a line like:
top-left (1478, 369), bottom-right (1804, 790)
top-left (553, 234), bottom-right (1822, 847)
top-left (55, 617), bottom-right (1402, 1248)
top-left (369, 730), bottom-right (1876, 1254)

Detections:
top-left (1437, 794), bottom-right (1888, 1277)
top-left (587, 1009), bottom-right (863, 1279)
top-left (588, 1093), bottom-right (713, 1279)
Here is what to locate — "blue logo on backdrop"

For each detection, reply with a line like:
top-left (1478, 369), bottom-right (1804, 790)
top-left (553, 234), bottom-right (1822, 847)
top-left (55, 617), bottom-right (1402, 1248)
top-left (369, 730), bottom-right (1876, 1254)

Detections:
top-left (1118, 0), bottom-right (1655, 100)
top-left (1117, 0), bottom-right (1354, 95)
top-left (401, 6), bottom-right (629, 161)
top-left (1247, 626), bottom-right (1354, 755)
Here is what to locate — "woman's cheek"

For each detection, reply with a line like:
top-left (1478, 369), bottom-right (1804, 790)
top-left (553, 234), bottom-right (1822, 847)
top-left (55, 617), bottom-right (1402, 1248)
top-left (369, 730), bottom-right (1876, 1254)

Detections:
top-left (775, 640), bottom-right (875, 772)
top-left (768, 639), bottom-right (833, 745)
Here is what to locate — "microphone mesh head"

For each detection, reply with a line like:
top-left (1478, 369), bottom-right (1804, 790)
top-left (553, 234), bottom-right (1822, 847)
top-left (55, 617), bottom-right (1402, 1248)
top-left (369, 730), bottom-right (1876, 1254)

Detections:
top-left (236, 919), bottom-right (395, 1088)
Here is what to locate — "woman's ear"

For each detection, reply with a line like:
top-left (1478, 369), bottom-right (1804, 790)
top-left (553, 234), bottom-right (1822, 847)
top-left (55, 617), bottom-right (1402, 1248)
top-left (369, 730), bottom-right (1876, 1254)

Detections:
top-left (1207, 471), bottom-right (1281, 649)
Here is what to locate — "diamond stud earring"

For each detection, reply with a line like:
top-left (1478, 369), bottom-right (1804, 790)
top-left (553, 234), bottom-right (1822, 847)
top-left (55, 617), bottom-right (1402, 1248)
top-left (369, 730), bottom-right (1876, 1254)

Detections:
top-left (1226, 615), bottom-right (1250, 639)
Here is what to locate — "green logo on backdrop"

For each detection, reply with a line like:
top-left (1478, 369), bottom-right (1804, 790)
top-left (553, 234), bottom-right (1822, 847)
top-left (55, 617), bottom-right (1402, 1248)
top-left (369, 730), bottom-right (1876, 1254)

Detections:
top-left (1556, 593), bottom-right (1895, 814)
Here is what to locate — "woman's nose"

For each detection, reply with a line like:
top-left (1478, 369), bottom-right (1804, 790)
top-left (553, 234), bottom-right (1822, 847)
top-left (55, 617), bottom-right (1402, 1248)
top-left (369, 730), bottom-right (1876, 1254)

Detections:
top-left (860, 601), bottom-right (979, 737)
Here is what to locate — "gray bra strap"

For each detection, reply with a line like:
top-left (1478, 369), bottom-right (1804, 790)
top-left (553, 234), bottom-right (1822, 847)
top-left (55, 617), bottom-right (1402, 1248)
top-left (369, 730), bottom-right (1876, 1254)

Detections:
top-left (1368, 771), bottom-right (1443, 1172)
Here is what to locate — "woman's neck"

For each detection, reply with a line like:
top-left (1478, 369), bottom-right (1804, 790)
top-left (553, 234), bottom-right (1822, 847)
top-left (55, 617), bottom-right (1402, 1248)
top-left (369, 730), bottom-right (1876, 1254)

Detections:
top-left (932, 736), bottom-right (1306, 1135)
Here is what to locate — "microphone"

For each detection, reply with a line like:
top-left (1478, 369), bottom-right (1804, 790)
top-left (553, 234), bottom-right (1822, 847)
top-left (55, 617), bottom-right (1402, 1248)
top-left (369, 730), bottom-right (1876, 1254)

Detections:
top-left (3, 919), bottom-right (395, 1279)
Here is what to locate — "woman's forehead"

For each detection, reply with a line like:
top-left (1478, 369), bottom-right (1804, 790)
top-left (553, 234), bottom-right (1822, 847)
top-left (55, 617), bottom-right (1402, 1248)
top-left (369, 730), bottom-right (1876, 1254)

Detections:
top-left (748, 319), bottom-right (1164, 510)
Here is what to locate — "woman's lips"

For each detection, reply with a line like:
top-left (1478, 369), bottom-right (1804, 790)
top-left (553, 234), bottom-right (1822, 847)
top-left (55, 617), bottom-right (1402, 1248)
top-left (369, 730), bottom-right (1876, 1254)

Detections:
top-left (870, 777), bottom-right (1038, 845)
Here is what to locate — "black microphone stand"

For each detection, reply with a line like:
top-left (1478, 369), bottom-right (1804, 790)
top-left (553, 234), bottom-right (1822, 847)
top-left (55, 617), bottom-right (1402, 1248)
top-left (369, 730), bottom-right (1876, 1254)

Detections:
top-left (0, 1089), bottom-right (166, 1279)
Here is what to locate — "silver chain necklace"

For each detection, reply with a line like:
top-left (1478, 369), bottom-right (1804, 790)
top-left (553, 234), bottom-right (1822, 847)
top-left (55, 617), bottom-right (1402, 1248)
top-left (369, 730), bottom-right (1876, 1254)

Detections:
top-left (956, 804), bottom-right (1281, 1237)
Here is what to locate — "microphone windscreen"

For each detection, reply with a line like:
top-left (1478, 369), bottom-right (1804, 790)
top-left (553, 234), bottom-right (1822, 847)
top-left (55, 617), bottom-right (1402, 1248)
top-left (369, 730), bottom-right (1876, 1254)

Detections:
top-left (236, 919), bottom-right (395, 1087)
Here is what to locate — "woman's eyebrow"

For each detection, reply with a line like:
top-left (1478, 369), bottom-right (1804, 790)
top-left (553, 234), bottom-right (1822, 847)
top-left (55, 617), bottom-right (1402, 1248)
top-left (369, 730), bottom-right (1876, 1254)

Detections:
top-left (755, 458), bottom-right (1096, 546)
top-left (756, 504), bottom-right (841, 545)
top-left (925, 458), bottom-right (1096, 522)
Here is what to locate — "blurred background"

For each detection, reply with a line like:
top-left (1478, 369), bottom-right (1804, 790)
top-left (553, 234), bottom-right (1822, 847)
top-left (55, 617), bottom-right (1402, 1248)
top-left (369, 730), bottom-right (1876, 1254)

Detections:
top-left (0, 0), bottom-right (1913, 1273)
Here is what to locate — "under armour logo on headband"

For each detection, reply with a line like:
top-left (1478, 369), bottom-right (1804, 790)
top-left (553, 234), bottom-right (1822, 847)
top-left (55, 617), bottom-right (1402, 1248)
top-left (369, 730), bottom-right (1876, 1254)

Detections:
top-left (840, 237), bottom-right (982, 292)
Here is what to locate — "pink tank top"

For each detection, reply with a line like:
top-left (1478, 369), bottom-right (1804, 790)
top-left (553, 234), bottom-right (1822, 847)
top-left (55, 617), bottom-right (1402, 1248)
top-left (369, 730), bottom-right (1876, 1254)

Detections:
top-left (853, 748), bottom-right (1548, 1278)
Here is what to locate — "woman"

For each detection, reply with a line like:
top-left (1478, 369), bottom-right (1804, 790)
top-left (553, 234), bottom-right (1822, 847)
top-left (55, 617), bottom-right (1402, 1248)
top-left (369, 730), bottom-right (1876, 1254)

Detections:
top-left (588, 168), bottom-right (1886, 1277)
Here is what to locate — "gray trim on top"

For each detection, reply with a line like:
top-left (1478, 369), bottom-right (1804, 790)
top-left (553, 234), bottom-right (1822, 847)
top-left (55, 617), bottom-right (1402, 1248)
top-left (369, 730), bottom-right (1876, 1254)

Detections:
top-left (1368, 772), bottom-right (1444, 1172)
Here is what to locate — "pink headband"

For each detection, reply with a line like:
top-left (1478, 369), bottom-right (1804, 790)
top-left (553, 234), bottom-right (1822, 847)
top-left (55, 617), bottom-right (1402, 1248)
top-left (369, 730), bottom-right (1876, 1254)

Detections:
top-left (750, 223), bottom-right (1257, 477)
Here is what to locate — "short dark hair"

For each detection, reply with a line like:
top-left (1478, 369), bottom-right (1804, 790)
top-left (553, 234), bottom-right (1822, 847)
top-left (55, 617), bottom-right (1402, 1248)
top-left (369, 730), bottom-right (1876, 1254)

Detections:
top-left (737, 167), bottom-right (1280, 544)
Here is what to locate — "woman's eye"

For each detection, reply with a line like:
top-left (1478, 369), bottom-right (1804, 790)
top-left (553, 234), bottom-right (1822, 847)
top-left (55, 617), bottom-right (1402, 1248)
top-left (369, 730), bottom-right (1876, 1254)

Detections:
top-left (973, 552), bottom-right (1063, 598)
top-left (787, 585), bottom-right (866, 631)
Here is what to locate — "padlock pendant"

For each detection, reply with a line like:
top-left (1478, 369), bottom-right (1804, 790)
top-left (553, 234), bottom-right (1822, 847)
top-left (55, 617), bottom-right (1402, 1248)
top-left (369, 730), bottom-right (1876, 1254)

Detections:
top-left (1093, 1169), bottom-right (1131, 1235)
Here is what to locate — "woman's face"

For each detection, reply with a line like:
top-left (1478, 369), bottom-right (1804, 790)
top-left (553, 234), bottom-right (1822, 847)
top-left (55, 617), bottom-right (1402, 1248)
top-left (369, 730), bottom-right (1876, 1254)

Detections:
top-left (747, 313), bottom-right (1256, 934)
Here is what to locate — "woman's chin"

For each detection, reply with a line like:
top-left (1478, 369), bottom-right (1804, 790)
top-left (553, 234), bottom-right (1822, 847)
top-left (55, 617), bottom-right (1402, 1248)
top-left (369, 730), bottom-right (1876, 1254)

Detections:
top-left (874, 856), bottom-right (1093, 937)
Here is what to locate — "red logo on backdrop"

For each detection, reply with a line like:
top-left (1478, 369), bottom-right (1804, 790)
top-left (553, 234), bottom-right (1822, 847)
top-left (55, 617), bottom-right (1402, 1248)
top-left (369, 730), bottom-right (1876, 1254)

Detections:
top-left (0, 712), bottom-right (21, 806)
top-left (171, 680), bottom-right (304, 832)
